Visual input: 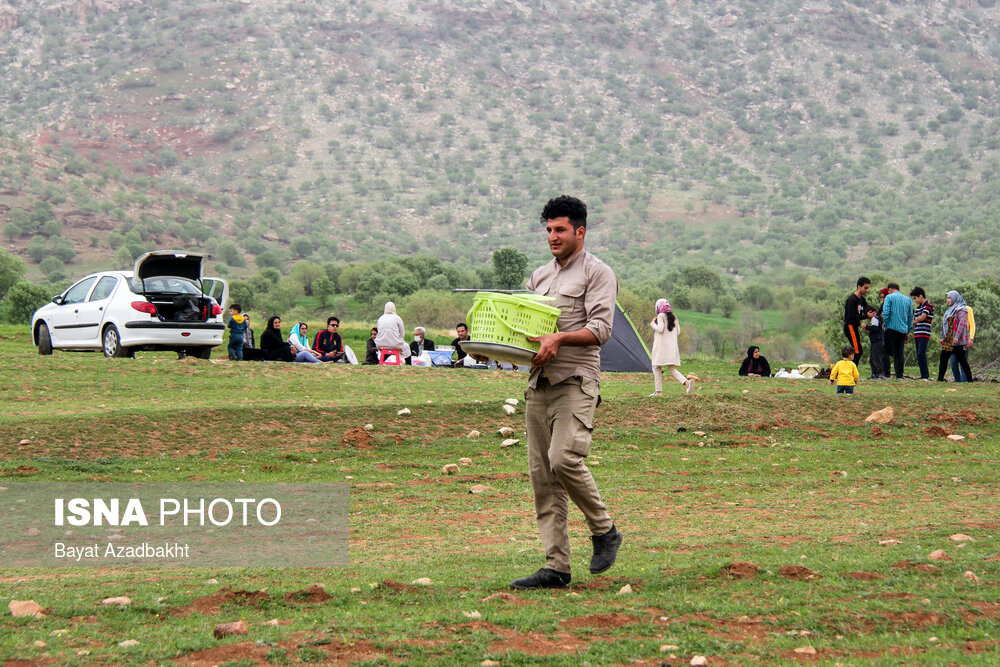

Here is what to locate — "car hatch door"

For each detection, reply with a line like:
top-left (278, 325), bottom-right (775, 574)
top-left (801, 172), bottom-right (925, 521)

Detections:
top-left (202, 277), bottom-right (229, 313)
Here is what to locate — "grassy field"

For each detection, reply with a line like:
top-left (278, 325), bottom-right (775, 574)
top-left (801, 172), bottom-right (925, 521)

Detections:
top-left (1, 324), bottom-right (998, 666)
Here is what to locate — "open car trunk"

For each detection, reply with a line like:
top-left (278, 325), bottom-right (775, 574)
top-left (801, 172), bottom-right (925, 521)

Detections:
top-left (132, 251), bottom-right (218, 322)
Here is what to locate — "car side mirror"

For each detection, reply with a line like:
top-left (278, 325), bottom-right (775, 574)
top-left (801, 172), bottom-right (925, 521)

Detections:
top-left (52, 295), bottom-right (64, 305)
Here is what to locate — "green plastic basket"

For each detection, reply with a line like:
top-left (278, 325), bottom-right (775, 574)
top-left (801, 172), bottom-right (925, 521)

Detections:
top-left (467, 292), bottom-right (561, 352)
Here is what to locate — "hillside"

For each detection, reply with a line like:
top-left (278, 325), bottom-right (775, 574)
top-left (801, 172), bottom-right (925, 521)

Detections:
top-left (2, 0), bottom-right (999, 288)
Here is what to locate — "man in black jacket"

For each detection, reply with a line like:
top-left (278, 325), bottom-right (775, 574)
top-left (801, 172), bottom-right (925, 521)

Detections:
top-left (314, 317), bottom-right (347, 362)
top-left (844, 277), bottom-right (871, 365)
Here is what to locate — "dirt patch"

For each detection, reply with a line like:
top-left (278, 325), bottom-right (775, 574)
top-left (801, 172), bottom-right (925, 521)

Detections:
top-left (922, 425), bottom-right (954, 437)
top-left (177, 589), bottom-right (271, 615)
top-left (574, 577), bottom-right (641, 591)
top-left (961, 601), bottom-right (1000, 623)
top-left (723, 561), bottom-right (760, 579)
top-left (341, 427), bottom-right (375, 450)
top-left (869, 425), bottom-right (888, 438)
top-left (283, 585), bottom-right (331, 604)
top-left (489, 631), bottom-right (588, 656)
top-left (0, 465), bottom-right (41, 475)
top-left (882, 611), bottom-right (949, 629)
top-left (559, 613), bottom-right (641, 629)
top-left (891, 560), bottom-right (938, 573)
top-left (928, 410), bottom-right (981, 426)
top-left (846, 571), bottom-right (886, 581)
top-left (778, 566), bottom-right (819, 581)
top-left (481, 591), bottom-right (537, 606)
top-left (173, 637), bottom-right (381, 666)
top-left (378, 579), bottom-right (419, 593)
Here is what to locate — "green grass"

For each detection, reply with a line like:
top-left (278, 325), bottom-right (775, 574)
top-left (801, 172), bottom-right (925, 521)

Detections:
top-left (1, 324), bottom-right (998, 665)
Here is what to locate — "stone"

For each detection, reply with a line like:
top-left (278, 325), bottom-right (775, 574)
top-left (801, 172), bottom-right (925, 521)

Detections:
top-left (467, 430), bottom-right (481, 438)
top-left (118, 639), bottom-right (140, 648)
top-left (100, 597), bottom-right (132, 606)
top-left (33, 640), bottom-right (46, 648)
top-left (363, 424), bottom-right (374, 431)
top-left (947, 434), bottom-right (966, 442)
top-left (462, 610), bottom-right (482, 619)
top-left (213, 620), bottom-right (248, 639)
top-left (459, 457), bottom-right (473, 465)
top-left (950, 534), bottom-right (974, 542)
top-left (793, 646), bottom-right (817, 655)
top-left (265, 619), bottom-right (280, 627)
top-left (618, 584), bottom-right (633, 595)
top-left (397, 408), bottom-right (411, 416)
top-left (964, 571), bottom-right (980, 583)
top-left (9, 600), bottom-right (44, 618)
top-left (411, 577), bottom-right (432, 586)
top-left (690, 657), bottom-right (708, 666)
top-left (502, 404), bottom-right (516, 416)
top-left (500, 439), bottom-right (520, 447)
top-left (505, 398), bottom-right (519, 406)
top-left (481, 661), bottom-right (500, 667)
top-left (442, 464), bottom-right (460, 475)
top-left (469, 485), bottom-right (493, 494)
top-left (498, 427), bottom-right (515, 437)
top-left (864, 407), bottom-right (895, 424)
top-left (928, 549), bottom-right (951, 561)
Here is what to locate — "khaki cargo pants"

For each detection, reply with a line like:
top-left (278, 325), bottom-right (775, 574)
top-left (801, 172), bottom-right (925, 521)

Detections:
top-left (525, 376), bottom-right (613, 573)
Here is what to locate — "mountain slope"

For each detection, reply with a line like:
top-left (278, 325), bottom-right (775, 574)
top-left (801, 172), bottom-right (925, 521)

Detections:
top-left (1, 0), bottom-right (999, 286)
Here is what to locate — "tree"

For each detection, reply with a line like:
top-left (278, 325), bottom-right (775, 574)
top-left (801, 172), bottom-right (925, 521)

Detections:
top-left (216, 240), bottom-right (246, 268)
top-left (492, 247), bottom-right (528, 290)
top-left (2, 281), bottom-right (51, 324)
top-left (290, 261), bottom-right (324, 296)
top-left (313, 275), bottom-right (334, 308)
top-left (0, 248), bottom-right (26, 299)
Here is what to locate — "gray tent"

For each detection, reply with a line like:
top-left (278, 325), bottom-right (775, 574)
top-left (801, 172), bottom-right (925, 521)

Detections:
top-left (601, 301), bottom-right (652, 373)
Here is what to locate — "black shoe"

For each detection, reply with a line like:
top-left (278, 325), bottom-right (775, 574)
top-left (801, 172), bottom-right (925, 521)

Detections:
top-left (590, 525), bottom-right (623, 574)
top-left (510, 568), bottom-right (571, 590)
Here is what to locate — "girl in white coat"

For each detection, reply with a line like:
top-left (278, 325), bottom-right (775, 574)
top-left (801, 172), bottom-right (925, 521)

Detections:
top-left (650, 298), bottom-right (692, 395)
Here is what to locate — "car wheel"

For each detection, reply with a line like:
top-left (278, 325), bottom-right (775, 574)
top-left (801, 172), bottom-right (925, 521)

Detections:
top-left (102, 325), bottom-right (133, 358)
top-left (37, 323), bottom-right (53, 355)
top-left (193, 347), bottom-right (213, 360)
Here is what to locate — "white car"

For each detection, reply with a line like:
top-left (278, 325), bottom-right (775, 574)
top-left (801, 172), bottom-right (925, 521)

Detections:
top-left (31, 250), bottom-right (229, 358)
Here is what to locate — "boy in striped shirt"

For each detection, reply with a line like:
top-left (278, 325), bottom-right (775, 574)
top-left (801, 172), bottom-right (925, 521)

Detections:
top-left (910, 287), bottom-right (934, 381)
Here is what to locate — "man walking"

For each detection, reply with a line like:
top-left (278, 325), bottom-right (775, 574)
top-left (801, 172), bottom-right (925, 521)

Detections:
top-left (910, 287), bottom-right (933, 380)
top-left (881, 283), bottom-right (914, 379)
top-left (510, 195), bottom-right (622, 590)
top-left (844, 277), bottom-right (871, 365)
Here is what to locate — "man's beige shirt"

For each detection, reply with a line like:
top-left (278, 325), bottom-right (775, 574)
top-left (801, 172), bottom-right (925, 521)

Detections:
top-left (526, 249), bottom-right (617, 388)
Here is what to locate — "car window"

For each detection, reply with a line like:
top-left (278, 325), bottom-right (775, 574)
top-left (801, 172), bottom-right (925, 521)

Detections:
top-left (62, 277), bottom-right (98, 305)
top-left (128, 276), bottom-right (200, 294)
top-left (89, 276), bottom-right (118, 302)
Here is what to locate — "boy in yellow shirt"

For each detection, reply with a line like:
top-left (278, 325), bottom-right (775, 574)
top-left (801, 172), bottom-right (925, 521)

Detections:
top-left (830, 345), bottom-right (860, 395)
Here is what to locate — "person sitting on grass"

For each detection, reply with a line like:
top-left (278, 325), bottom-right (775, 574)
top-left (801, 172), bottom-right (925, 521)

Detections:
top-left (830, 345), bottom-right (860, 395)
top-left (738, 345), bottom-right (771, 377)
top-left (288, 322), bottom-right (323, 363)
top-left (314, 317), bottom-right (347, 362)
top-left (226, 303), bottom-right (247, 361)
top-left (364, 327), bottom-right (379, 365)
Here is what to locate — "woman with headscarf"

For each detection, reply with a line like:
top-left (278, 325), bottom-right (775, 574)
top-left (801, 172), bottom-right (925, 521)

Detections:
top-left (287, 322), bottom-right (322, 363)
top-left (937, 290), bottom-right (974, 382)
top-left (374, 302), bottom-right (410, 364)
top-left (649, 298), bottom-right (692, 395)
top-left (739, 346), bottom-right (771, 377)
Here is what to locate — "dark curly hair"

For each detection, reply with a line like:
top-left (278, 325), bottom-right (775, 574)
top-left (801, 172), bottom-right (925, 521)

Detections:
top-left (540, 195), bottom-right (587, 230)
